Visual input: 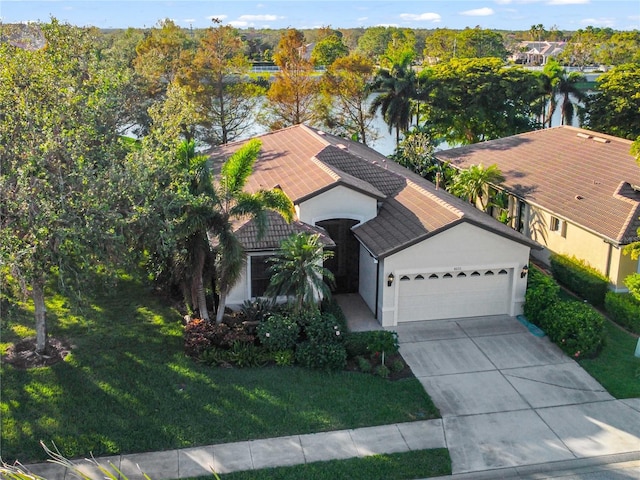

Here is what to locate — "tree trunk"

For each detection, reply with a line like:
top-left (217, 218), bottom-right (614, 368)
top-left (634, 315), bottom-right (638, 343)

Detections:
top-left (32, 280), bottom-right (48, 354)
top-left (194, 247), bottom-right (210, 322)
top-left (216, 289), bottom-right (227, 324)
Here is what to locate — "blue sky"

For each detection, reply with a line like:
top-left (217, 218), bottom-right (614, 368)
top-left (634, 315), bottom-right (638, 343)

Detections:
top-left (1, 0), bottom-right (639, 31)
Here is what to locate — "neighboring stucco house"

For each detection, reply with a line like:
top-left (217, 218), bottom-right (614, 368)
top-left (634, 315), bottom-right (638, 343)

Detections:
top-left (436, 126), bottom-right (640, 292)
top-left (511, 41), bottom-right (565, 65)
top-left (209, 125), bottom-right (537, 327)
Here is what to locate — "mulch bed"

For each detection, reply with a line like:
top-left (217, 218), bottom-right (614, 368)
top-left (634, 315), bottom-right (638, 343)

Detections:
top-left (2, 337), bottom-right (72, 369)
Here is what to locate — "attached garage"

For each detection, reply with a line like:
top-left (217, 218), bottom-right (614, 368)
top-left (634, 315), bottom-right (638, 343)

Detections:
top-left (397, 268), bottom-right (513, 322)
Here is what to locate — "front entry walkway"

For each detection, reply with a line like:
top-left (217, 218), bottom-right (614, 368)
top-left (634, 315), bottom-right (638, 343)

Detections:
top-left (393, 315), bottom-right (640, 475)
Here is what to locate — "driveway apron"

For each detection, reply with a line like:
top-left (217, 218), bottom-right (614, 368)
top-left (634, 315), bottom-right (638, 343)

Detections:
top-left (393, 315), bottom-right (640, 475)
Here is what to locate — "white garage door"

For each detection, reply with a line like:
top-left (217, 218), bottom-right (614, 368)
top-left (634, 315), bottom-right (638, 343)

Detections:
top-left (397, 268), bottom-right (512, 322)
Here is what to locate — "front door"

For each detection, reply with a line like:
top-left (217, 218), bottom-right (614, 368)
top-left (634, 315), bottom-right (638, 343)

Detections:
top-left (317, 219), bottom-right (360, 294)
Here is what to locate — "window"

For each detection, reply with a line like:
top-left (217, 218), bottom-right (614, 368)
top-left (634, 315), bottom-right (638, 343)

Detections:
top-left (549, 216), bottom-right (567, 237)
top-left (250, 255), bottom-right (271, 297)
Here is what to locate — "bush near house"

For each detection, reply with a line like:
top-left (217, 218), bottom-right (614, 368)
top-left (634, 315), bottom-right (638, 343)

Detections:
top-left (524, 266), bottom-right (606, 359)
top-left (549, 254), bottom-right (609, 306)
top-left (604, 291), bottom-right (640, 334)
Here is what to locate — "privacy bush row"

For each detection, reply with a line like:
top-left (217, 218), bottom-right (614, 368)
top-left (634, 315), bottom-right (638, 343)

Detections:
top-left (550, 254), bottom-right (609, 306)
top-left (604, 292), bottom-right (640, 334)
top-left (524, 266), bottom-right (605, 359)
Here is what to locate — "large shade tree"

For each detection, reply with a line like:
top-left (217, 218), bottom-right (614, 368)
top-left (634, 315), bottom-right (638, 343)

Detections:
top-left (0, 20), bottom-right (133, 353)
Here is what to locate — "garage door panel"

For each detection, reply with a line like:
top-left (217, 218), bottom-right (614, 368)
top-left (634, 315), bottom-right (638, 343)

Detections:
top-left (398, 269), bottom-right (512, 322)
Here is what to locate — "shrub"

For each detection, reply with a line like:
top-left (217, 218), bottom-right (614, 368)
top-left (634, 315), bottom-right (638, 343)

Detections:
top-left (322, 298), bottom-right (348, 331)
top-left (523, 267), bottom-right (560, 324)
top-left (390, 358), bottom-right (405, 373)
top-left (343, 330), bottom-right (399, 358)
top-left (356, 355), bottom-right (372, 373)
top-left (228, 342), bottom-right (269, 368)
top-left (295, 341), bottom-right (347, 371)
top-left (303, 313), bottom-right (345, 344)
top-left (624, 273), bottom-right (640, 302)
top-left (550, 254), bottom-right (609, 306)
top-left (184, 319), bottom-right (230, 357)
top-left (604, 291), bottom-right (640, 334)
top-left (375, 364), bottom-right (390, 378)
top-left (272, 349), bottom-right (295, 366)
top-left (199, 347), bottom-right (231, 366)
top-left (257, 314), bottom-right (300, 351)
top-left (538, 300), bottom-right (606, 359)
top-left (240, 298), bottom-right (274, 323)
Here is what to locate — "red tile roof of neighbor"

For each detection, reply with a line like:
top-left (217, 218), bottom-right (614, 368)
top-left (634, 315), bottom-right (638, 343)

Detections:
top-left (209, 125), bottom-right (538, 257)
top-left (435, 126), bottom-right (640, 245)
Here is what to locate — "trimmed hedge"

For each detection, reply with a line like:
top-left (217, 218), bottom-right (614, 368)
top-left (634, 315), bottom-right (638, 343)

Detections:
top-left (604, 291), bottom-right (640, 334)
top-left (550, 254), bottom-right (609, 306)
top-left (538, 300), bottom-right (606, 359)
top-left (523, 266), bottom-right (560, 323)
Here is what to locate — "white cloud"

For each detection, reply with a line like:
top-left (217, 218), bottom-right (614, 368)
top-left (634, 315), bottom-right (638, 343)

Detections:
top-left (237, 14), bottom-right (280, 22)
top-left (547, 0), bottom-right (589, 4)
top-left (357, 16), bottom-right (369, 22)
top-left (460, 8), bottom-right (495, 17)
top-left (399, 12), bottom-right (442, 22)
top-left (229, 21), bottom-right (249, 27)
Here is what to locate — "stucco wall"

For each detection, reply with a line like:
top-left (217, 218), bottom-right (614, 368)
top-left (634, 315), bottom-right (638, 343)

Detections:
top-left (358, 245), bottom-right (378, 315)
top-left (528, 206), bottom-right (636, 289)
top-left (379, 222), bottom-right (531, 326)
top-left (297, 185), bottom-right (378, 225)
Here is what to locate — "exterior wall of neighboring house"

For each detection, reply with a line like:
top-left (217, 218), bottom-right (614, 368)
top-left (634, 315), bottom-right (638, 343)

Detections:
top-left (524, 204), bottom-right (638, 290)
top-left (296, 185), bottom-right (378, 225)
top-left (378, 222), bottom-right (530, 326)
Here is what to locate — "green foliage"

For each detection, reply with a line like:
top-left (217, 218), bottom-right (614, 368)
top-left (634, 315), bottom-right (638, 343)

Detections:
top-left (550, 254), bottom-right (609, 306)
top-left (390, 359), bottom-right (406, 373)
top-left (449, 163), bottom-right (505, 210)
top-left (228, 342), bottom-right (269, 368)
top-left (257, 314), bottom-right (301, 351)
top-left (374, 364), bottom-right (391, 379)
top-left (295, 341), bottom-right (348, 371)
top-left (538, 300), bottom-right (606, 359)
top-left (266, 233), bottom-right (335, 312)
top-left (523, 266), bottom-right (560, 322)
top-left (604, 292), bottom-right (640, 334)
top-left (343, 330), bottom-right (399, 358)
top-left (356, 356), bottom-right (373, 373)
top-left (580, 63), bottom-right (640, 140)
top-left (311, 34), bottom-right (349, 66)
top-left (272, 349), bottom-right (295, 367)
top-left (240, 298), bottom-right (274, 323)
top-left (625, 273), bottom-right (640, 301)
top-left (199, 347), bottom-right (231, 366)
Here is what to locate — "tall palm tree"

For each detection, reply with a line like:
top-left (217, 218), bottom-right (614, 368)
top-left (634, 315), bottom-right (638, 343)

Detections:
top-left (449, 163), bottom-right (505, 211)
top-left (210, 139), bottom-right (295, 324)
top-left (171, 139), bottom-right (218, 321)
top-left (557, 71), bottom-right (586, 126)
top-left (369, 54), bottom-right (417, 145)
top-left (265, 233), bottom-right (335, 313)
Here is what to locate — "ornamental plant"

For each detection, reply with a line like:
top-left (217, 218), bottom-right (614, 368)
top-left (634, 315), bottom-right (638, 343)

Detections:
top-left (257, 314), bottom-right (300, 351)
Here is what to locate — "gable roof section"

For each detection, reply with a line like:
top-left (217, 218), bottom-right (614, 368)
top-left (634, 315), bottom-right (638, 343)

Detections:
top-left (209, 125), bottom-right (538, 257)
top-left (435, 126), bottom-right (640, 245)
top-left (234, 211), bottom-right (335, 251)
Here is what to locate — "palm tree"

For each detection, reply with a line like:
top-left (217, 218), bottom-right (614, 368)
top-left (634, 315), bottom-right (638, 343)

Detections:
top-left (265, 233), bottom-right (335, 313)
top-left (369, 54), bottom-right (417, 146)
top-left (557, 71), bottom-right (586, 126)
top-left (171, 139), bottom-right (218, 321)
top-left (449, 163), bottom-right (505, 211)
top-left (210, 139), bottom-right (295, 324)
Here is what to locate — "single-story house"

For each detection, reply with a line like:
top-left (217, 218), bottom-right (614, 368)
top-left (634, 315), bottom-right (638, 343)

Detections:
top-left (209, 125), bottom-right (538, 327)
top-left (510, 41), bottom-right (565, 65)
top-left (436, 126), bottom-right (640, 292)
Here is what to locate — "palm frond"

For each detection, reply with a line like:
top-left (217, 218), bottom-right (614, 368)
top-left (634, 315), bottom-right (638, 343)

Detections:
top-left (220, 139), bottom-right (261, 195)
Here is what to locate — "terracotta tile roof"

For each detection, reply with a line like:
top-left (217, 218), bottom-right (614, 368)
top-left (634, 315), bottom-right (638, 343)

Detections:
top-left (435, 126), bottom-right (640, 244)
top-left (209, 125), bottom-right (538, 257)
top-left (234, 211), bottom-right (335, 251)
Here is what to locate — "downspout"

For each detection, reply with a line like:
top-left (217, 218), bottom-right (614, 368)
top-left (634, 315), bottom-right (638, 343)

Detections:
top-left (374, 258), bottom-right (380, 319)
top-left (604, 240), bottom-right (613, 280)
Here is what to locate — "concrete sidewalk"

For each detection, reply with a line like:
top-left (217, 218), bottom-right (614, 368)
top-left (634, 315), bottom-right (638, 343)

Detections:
top-left (24, 419), bottom-right (446, 479)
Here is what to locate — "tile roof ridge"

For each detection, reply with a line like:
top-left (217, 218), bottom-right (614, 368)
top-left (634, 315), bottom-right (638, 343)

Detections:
top-left (299, 124), bottom-right (332, 147)
top-left (309, 155), bottom-right (341, 181)
top-left (613, 181), bottom-right (640, 205)
top-left (405, 178), bottom-right (465, 218)
top-left (311, 153), bottom-right (387, 199)
top-left (617, 201), bottom-right (640, 244)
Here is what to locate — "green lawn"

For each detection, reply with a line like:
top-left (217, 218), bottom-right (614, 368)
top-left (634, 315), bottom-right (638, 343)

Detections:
top-left (0, 275), bottom-right (438, 464)
top-left (579, 320), bottom-right (640, 399)
top-left (214, 449), bottom-right (451, 480)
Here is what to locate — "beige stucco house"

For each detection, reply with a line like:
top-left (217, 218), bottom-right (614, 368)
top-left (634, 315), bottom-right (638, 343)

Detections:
top-left (436, 126), bottom-right (640, 292)
top-left (209, 125), bottom-right (537, 327)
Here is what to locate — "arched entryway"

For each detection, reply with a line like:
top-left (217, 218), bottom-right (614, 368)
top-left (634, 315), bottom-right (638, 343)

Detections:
top-left (316, 219), bottom-right (360, 294)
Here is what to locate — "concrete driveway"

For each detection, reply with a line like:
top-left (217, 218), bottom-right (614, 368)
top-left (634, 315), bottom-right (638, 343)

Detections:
top-left (393, 315), bottom-right (640, 475)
